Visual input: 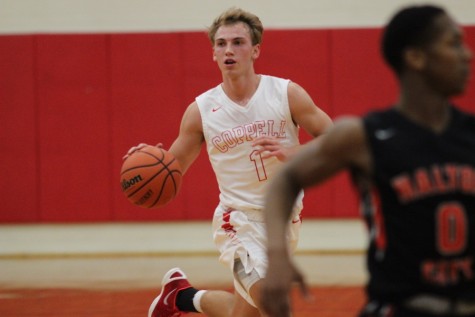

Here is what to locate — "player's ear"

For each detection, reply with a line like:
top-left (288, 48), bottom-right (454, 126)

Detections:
top-left (252, 44), bottom-right (261, 60)
top-left (404, 47), bottom-right (426, 71)
top-left (213, 50), bottom-right (217, 62)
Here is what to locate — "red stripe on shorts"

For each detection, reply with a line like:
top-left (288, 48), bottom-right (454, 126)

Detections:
top-left (221, 208), bottom-right (236, 233)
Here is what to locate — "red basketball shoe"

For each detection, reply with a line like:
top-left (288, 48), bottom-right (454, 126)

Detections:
top-left (148, 268), bottom-right (192, 317)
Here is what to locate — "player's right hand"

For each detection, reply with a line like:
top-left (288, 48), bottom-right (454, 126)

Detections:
top-left (122, 143), bottom-right (163, 160)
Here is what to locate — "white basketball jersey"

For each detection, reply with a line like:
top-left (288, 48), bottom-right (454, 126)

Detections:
top-left (196, 75), bottom-right (303, 211)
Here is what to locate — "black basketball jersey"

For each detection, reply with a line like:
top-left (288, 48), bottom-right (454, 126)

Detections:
top-left (362, 105), bottom-right (475, 302)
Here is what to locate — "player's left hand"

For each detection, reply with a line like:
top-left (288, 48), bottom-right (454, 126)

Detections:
top-left (252, 136), bottom-right (295, 162)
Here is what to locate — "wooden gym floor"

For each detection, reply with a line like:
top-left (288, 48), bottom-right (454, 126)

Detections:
top-left (0, 219), bottom-right (368, 316)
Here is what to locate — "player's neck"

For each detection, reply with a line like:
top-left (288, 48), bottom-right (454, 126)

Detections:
top-left (396, 92), bottom-right (451, 133)
top-left (221, 73), bottom-right (261, 106)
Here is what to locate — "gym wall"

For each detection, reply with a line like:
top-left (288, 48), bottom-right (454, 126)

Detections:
top-left (1, 0), bottom-right (474, 222)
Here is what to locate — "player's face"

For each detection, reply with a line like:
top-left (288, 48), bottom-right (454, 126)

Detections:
top-left (212, 22), bottom-right (260, 76)
top-left (423, 14), bottom-right (472, 96)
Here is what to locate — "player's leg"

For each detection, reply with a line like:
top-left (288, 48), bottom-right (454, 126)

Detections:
top-left (228, 290), bottom-right (261, 317)
top-left (236, 212), bottom-right (301, 316)
top-left (175, 286), bottom-right (260, 317)
top-left (196, 289), bottom-right (235, 316)
top-left (172, 283), bottom-right (260, 317)
top-left (229, 258), bottom-right (263, 317)
top-left (148, 267), bottom-right (235, 317)
top-left (248, 279), bottom-right (265, 313)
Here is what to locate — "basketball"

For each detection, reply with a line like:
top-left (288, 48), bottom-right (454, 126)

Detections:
top-left (120, 146), bottom-right (182, 208)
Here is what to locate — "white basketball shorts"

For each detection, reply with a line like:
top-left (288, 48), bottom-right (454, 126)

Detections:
top-left (212, 203), bottom-right (302, 307)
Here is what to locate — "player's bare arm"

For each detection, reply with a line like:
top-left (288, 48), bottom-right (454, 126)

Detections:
top-left (263, 117), bottom-right (369, 257)
top-left (261, 117), bottom-right (369, 317)
top-left (168, 102), bottom-right (204, 175)
top-left (292, 117), bottom-right (370, 188)
top-left (252, 82), bottom-right (333, 161)
top-left (287, 82), bottom-right (332, 138)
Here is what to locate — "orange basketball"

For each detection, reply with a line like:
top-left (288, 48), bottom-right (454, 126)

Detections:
top-left (120, 146), bottom-right (182, 208)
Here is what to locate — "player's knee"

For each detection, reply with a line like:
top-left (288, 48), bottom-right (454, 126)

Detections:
top-left (233, 259), bottom-right (261, 296)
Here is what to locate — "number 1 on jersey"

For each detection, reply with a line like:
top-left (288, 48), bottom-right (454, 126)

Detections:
top-left (250, 150), bottom-right (268, 181)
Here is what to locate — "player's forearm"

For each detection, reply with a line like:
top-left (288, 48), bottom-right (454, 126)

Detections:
top-left (264, 168), bottom-right (301, 251)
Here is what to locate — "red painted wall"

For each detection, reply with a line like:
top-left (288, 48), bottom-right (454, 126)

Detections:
top-left (1, 27), bottom-right (474, 223)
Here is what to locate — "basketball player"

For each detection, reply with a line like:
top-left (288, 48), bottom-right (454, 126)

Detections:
top-left (261, 5), bottom-right (474, 317)
top-left (125, 7), bottom-right (332, 317)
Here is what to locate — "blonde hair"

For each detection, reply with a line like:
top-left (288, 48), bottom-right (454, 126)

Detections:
top-left (208, 7), bottom-right (264, 45)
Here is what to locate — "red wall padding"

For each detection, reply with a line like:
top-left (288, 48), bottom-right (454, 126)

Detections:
top-left (0, 36), bottom-right (39, 221)
top-left (1, 27), bottom-right (474, 223)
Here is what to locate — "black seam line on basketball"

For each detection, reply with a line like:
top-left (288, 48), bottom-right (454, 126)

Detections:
top-left (138, 148), bottom-right (165, 163)
top-left (122, 155), bottom-right (180, 178)
top-left (126, 166), bottom-right (167, 198)
top-left (126, 158), bottom-right (180, 200)
top-left (121, 162), bottom-right (162, 175)
top-left (148, 159), bottom-right (180, 208)
top-left (120, 148), bottom-right (165, 175)
top-left (149, 170), bottom-right (181, 208)
top-left (149, 173), bottom-right (172, 208)
top-left (127, 163), bottom-right (167, 197)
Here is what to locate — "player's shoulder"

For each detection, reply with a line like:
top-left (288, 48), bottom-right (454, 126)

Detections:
top-left (451, 104), bottom-right (475, 123)
top-left (257, 74), bottom-right (292, 89)
top-left (285, 79), bottom-right (313, 103)
top-left (364, 107), bottom-right (396, 120)
top-left (183, 101), bottom-right (201, 121)
top-left (450, 105), bottom-right (475, 137)
top-left (260, 74), bottom-right (286, 82)
top-left (361, 107), bottom-right (400, 130)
